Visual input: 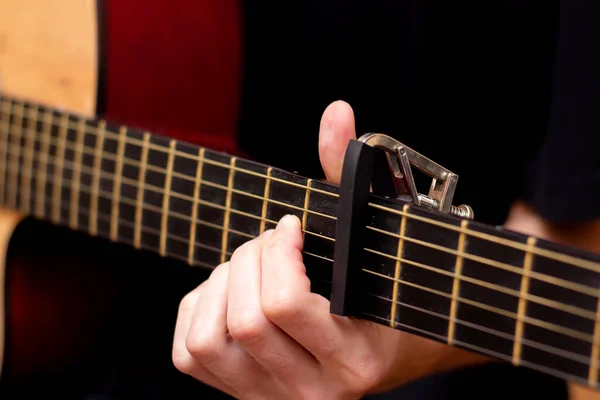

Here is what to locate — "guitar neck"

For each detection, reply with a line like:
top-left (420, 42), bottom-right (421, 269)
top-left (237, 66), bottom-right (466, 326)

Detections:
top-left (2, 94), bottom-right (600, 391)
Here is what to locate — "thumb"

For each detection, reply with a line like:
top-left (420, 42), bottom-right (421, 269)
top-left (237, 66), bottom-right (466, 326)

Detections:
top-left (318, 101), bottom-right (357, 184)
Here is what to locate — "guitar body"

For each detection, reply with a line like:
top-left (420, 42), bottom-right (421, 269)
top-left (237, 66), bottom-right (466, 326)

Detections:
top-left (0, 0), bottom-right (98, 384)
top-left (0, 0), bottom-right (241, 397)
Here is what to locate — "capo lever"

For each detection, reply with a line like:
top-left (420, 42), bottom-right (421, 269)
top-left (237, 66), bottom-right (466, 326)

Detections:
top-left (330, 133), bottom-right (473, 318)
top-left (359, 133), bottom-right (473, 219)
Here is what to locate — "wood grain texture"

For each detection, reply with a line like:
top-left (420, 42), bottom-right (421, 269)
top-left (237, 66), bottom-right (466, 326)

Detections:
top-left (0, 0), bottom-right (97, 116)
top-left (0, 0), bottom-right (97, 378)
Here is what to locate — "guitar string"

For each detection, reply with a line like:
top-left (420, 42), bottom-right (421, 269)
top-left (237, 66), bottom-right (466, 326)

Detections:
top-left (23, 190), bottom-right (600, 369)
top-left (1, 154), bottom-right (599, 348)
top-left (3, 104), bottom-right (600, 343)
top-left (363, 312), bottom-right (592, 386)
top-left (1, 101), bottom-right (599, 273)
top-left (2, 106), bottom-right (598, 386)
top-left (1, 127), bottom-right (599, 345)
top-left (1, 125), bottom-right (599, 312)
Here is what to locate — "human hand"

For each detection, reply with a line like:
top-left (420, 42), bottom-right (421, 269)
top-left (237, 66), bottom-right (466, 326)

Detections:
top-left (172, 101), bottom-right (489, 399)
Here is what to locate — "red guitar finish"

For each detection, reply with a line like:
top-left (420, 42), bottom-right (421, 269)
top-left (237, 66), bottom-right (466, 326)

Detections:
top-left (103, 0), bottom-right (244, 154)
top-left (1, 1), bottom-right (243, 397)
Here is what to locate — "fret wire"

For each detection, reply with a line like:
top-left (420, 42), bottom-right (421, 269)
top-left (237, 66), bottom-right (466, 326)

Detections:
top-left (51, 113), bottom-right (68, 223)
top-left (368, 311), bottom-right (591, 388)
top-left (221, 157), bottom-right (236, 264)
top-left (3, 132), bottom-right (600, 323)
top-left (110, 127), bottom-right (127, 241)
top-left (368, 202), bottom-right (600, 274)
top-left (364, 246), bottom-right (597, 321)
top-left (23, 166), bottom-right (600, 362)
top-left (60, 184), bottom-right (600, 371)
top-left (518, 358), bottom-right (592, 393)
top-left (3, 132), bottom-right (600, 321)
top-left (89, 138), bottom-right (335, 220)
top-left (0, 99), bottom-right (11, 204)
top-left (368, 311), bottom-right (509, 363)
top-left (50, 195), bottom-right (225, 257)
top-left (513, 236), bottom-right (536, 365)
top-left (29, 185), bottom-right (600, 368)
top-left (390, 204), bottom-right (409, 328)
top-left (0, 111), bottom-right (599, 276)
top-left (134, 133), bottom-right (150, 249)
top-left (0, 110), bottom-right (338, 197)
top-left (590, 293), bottom-right (600, 385)
top-left (1, 124), bottom-right (590, 306)
top-left (6, 102), bottom-right (24, 209)
top-left (302, 178), bottom-right (312, 239)
top-left (259, 167), bottom-right (272, 234)
top-left (20, 106), bottom-right (38, 213)
top-left (368, 292), bottom-right (592, 366)
top-left (69, 117), bottom-right (86, 229)
top-left (0, 115), bottom-right (598, 275)
top-left (188, 148), bottom-right (205, 264)
top-left (448, 219), bottom-right (468, 344)
top-left (160, 140), bottom-right (176, 256)
top-left (35, 110), bottom-right (52, 218)
top-left (4, 155), bottom-right (600, 349)
top-left (363, 267), bottom-right (594, 344)
top-left (89, 120), bottom-right (106, 236)
top-left (3, 101), bottom-right (600, 387)
top-left (367, 224), bottom-right (600, 300)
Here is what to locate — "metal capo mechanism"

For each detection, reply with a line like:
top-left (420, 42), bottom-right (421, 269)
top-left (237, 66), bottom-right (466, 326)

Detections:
top-left (359, 133), bottom-right (474, 219)
top-left (330, 135), bottom-right (474, 317)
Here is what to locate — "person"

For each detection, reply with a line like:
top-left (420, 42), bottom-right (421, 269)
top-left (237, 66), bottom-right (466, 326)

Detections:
top-left (171, 100), bottom-right (598, 399)
top-left (171, 1), bottom-right (600, 398)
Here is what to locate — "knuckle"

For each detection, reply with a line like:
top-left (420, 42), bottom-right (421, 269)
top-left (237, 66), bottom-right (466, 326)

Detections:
top-left (261, 287), bottom-right (300, 322)
top-left (231, 239), bottom-right (259, 263)
top-left (210, 262), bottom-right (229, 280)
top-left (227, 312), bottom-right (268, 345)
top-left (185, 330), bottom-right (220, 364)
top-left (178, 288), bottom-right (201, 313)
top-left (172, 347), bottom-right (195, 374)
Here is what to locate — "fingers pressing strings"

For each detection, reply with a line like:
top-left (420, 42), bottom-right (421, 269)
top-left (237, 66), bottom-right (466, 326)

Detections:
top-left (227, 228), bottom-right (321, 388)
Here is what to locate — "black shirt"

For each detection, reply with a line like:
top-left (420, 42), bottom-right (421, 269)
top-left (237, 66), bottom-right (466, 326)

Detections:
top-left (236, 0), bottom-right (600, 398)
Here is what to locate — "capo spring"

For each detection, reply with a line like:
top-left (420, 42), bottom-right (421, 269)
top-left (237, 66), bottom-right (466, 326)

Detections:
top-left (330, 133), bottom-right (473, 318)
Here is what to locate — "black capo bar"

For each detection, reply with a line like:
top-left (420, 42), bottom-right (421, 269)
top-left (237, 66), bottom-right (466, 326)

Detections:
top-left (330, 139), bottom-right (381, 317)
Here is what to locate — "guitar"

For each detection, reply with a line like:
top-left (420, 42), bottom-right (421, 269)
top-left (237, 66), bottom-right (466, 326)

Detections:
top-left (1, 1), bottom-right (600, 400)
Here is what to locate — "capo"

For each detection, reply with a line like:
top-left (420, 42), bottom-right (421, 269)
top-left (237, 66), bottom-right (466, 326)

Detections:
top-left (330, 133), bottom-right (474, 317)
top-left (330, 140), bottom-right (378, 317)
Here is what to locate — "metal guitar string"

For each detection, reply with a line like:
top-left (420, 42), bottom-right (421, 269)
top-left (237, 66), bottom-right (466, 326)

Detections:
top-left (9, 172), bottom-right (597, 369)
top-left (1, 117), bottom-right (598, 301)
top-left (1, 101), bottom-right (599, 272)
top-left (2, 100), bottom-right (600, 385)
top-left (0, 133), bottom-right (598, 348)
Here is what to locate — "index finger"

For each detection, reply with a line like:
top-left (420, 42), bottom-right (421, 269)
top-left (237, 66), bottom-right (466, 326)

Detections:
top-left (260, 214), bottom-right (354, 364)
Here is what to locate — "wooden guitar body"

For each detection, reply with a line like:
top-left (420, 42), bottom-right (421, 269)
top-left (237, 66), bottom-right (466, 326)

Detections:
top-left (0, 0), bottom-right (241, 397)
top-left (0, 0), bottom-right (98, 383)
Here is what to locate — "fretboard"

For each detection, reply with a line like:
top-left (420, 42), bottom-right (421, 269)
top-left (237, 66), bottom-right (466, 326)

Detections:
top-left (2, 94), bottom-right (600, 391)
